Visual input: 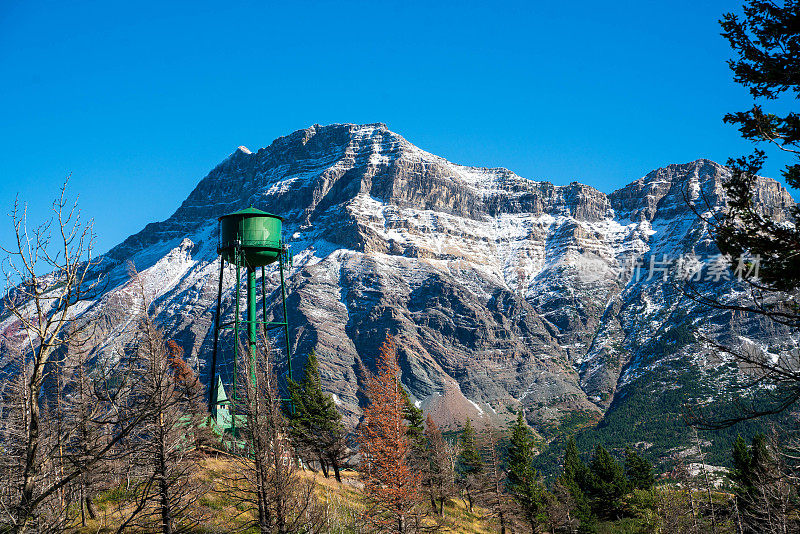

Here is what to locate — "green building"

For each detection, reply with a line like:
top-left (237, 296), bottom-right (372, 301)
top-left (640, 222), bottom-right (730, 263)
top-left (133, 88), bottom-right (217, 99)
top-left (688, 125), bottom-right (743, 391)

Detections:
top-left (210, 376), bottom-right (232, 432)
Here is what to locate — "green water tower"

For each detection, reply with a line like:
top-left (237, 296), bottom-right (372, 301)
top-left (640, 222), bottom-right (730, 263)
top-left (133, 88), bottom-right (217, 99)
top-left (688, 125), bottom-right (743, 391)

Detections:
top-left (207, 207), bottom-right (293, 428)
top-left (218, 207), bottom-right (283, 266)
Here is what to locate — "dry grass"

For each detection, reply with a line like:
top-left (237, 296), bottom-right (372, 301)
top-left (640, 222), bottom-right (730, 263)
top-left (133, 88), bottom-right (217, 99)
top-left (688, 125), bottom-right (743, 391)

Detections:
top-left (434, 498), bottom-right (499, 534)
top-left (74, 456), bottom-right (251, 533)
top-left (70, 457), bottom-right (499, 533)
top-left (306, 469), bottom-right (497, 533)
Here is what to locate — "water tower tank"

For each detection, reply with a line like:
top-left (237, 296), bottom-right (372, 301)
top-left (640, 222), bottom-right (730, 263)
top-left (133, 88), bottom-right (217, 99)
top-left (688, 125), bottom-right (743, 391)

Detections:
top-left (218, 207), bottom-right (283, 267)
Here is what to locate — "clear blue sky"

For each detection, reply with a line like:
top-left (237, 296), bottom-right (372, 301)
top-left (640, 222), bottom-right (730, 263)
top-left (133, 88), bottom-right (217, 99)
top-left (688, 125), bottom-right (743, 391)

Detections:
top-left (0, 0), bottom-right (795, 255)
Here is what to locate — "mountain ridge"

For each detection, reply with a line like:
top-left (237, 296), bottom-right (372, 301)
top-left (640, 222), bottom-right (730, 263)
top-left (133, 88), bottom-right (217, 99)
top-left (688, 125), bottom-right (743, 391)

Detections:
top-left (3, 123), bottom-right (796, 463)
top-left (107, 124), bottom-right (742, 265)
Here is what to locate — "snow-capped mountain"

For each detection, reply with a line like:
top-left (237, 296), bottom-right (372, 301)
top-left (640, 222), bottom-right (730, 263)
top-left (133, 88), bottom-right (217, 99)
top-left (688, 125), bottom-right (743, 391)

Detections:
top-left (3, 123), bottom-right (796, 452)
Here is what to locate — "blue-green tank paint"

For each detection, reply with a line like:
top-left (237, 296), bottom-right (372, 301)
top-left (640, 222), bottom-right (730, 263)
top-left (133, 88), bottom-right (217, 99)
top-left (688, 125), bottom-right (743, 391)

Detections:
top-left (218, 207), bottom-right (283, 267)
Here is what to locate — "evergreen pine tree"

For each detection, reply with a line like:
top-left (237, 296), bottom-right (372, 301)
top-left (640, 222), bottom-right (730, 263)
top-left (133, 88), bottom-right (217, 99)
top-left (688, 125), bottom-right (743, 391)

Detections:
top-left (401, 386), bottom-right (426, 474)
top-left (506, 411), bottom-right (548, 533)
top-left (731, 434), bottom-right (752, 491)
top-left (562, 437), bottom-right (586, 489)
top-left (731, 434), bottom-right (771, 497)
top-left (287, 351), bottom-right (347, 482)
top-left (559, 437), bottom-right (595, 531)
top-left (692, 0), bottom-right (800, 428)
top-left (402, 388), bottom-right (425, 448)
top-left (586, 445), bottom-right (628, 521)
top-left (624, 447), bottom-right (655, 491)
top-left (716, 0), bottom-right (800, 295)
top-left (458, 419), bottom-right (483, 474)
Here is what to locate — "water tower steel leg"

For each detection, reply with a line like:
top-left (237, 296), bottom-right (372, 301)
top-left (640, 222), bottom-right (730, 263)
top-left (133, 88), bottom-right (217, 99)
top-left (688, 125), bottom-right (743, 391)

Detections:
top-left (232, 260), bottom-right (241, 437)
top-left (247, 266), bottom-right (257, 386)
top-left (208, 257), bottom-right (225, 413)
top-left (278, 250), bottom-right (292, 384)
top-left (260, 266), bottom-right (268, 340)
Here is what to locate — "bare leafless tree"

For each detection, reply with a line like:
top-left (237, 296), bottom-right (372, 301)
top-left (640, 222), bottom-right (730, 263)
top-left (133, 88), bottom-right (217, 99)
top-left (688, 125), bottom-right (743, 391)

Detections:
top-left (0, 313), bottom-right (162, 533)
top-left (422, 415), bottom-right (455, 518)
top-left (477, 429), bottom-right (515, 534)
top-left (680, 141), bottom-right (800, 427)
top-left (655, 482), bottom-right (696, 534)
top-left (545, 480), bottom-right (578, 534)
top-left (222, 337), bottom-right (323, 534)
top-left (0, 350), bottom-right (33, 529)
top-left (736, 431), bottom-right (798, 534)
top-left (57, 340), bottom-right (118, 527)
top-left (102, 270), bottom-right (209, 534)
top-left (0, 181), bottom-right (160, 533)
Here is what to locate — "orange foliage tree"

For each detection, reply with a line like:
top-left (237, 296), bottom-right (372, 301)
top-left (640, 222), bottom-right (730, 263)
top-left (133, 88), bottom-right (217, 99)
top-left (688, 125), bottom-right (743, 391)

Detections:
top-left (165, 339), bottom-right (210, 449)
top-left (358, 337), bottom-right (424, 533)
top-left (166, 340), bottom-right (201, 396)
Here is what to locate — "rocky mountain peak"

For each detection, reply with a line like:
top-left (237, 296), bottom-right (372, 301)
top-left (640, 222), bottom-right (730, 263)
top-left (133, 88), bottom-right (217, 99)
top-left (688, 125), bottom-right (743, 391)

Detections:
top-left (42, 124), bottom-right (795, 444)
top-left (609, 158), bottom-right (794, 224)
top-left (608, 159), bottom-right (725, 223)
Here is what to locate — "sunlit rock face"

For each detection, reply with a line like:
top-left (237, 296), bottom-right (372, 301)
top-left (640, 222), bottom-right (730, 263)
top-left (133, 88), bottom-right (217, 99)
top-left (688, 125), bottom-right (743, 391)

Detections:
top-left (3, 123), bottom-right (795, 442)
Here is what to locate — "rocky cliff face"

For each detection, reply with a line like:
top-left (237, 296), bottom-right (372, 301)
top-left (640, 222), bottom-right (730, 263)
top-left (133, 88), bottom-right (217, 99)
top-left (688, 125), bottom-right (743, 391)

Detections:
top-left (3, 123), bottom-right (796, 450)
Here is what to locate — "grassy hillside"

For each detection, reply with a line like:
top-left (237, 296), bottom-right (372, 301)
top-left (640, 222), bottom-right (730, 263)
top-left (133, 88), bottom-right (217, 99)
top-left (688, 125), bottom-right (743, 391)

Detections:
top-left (66, 455), bottom-right (742, 533)
top-left (73, 457), bottom-right (498, 534)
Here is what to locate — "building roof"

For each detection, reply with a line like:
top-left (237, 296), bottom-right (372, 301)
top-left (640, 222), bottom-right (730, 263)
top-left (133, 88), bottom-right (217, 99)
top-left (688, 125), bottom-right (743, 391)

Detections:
top-left (212, 376), bottom-right (228, 404)
top-left (218, 206), bottom-right (283, 221)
